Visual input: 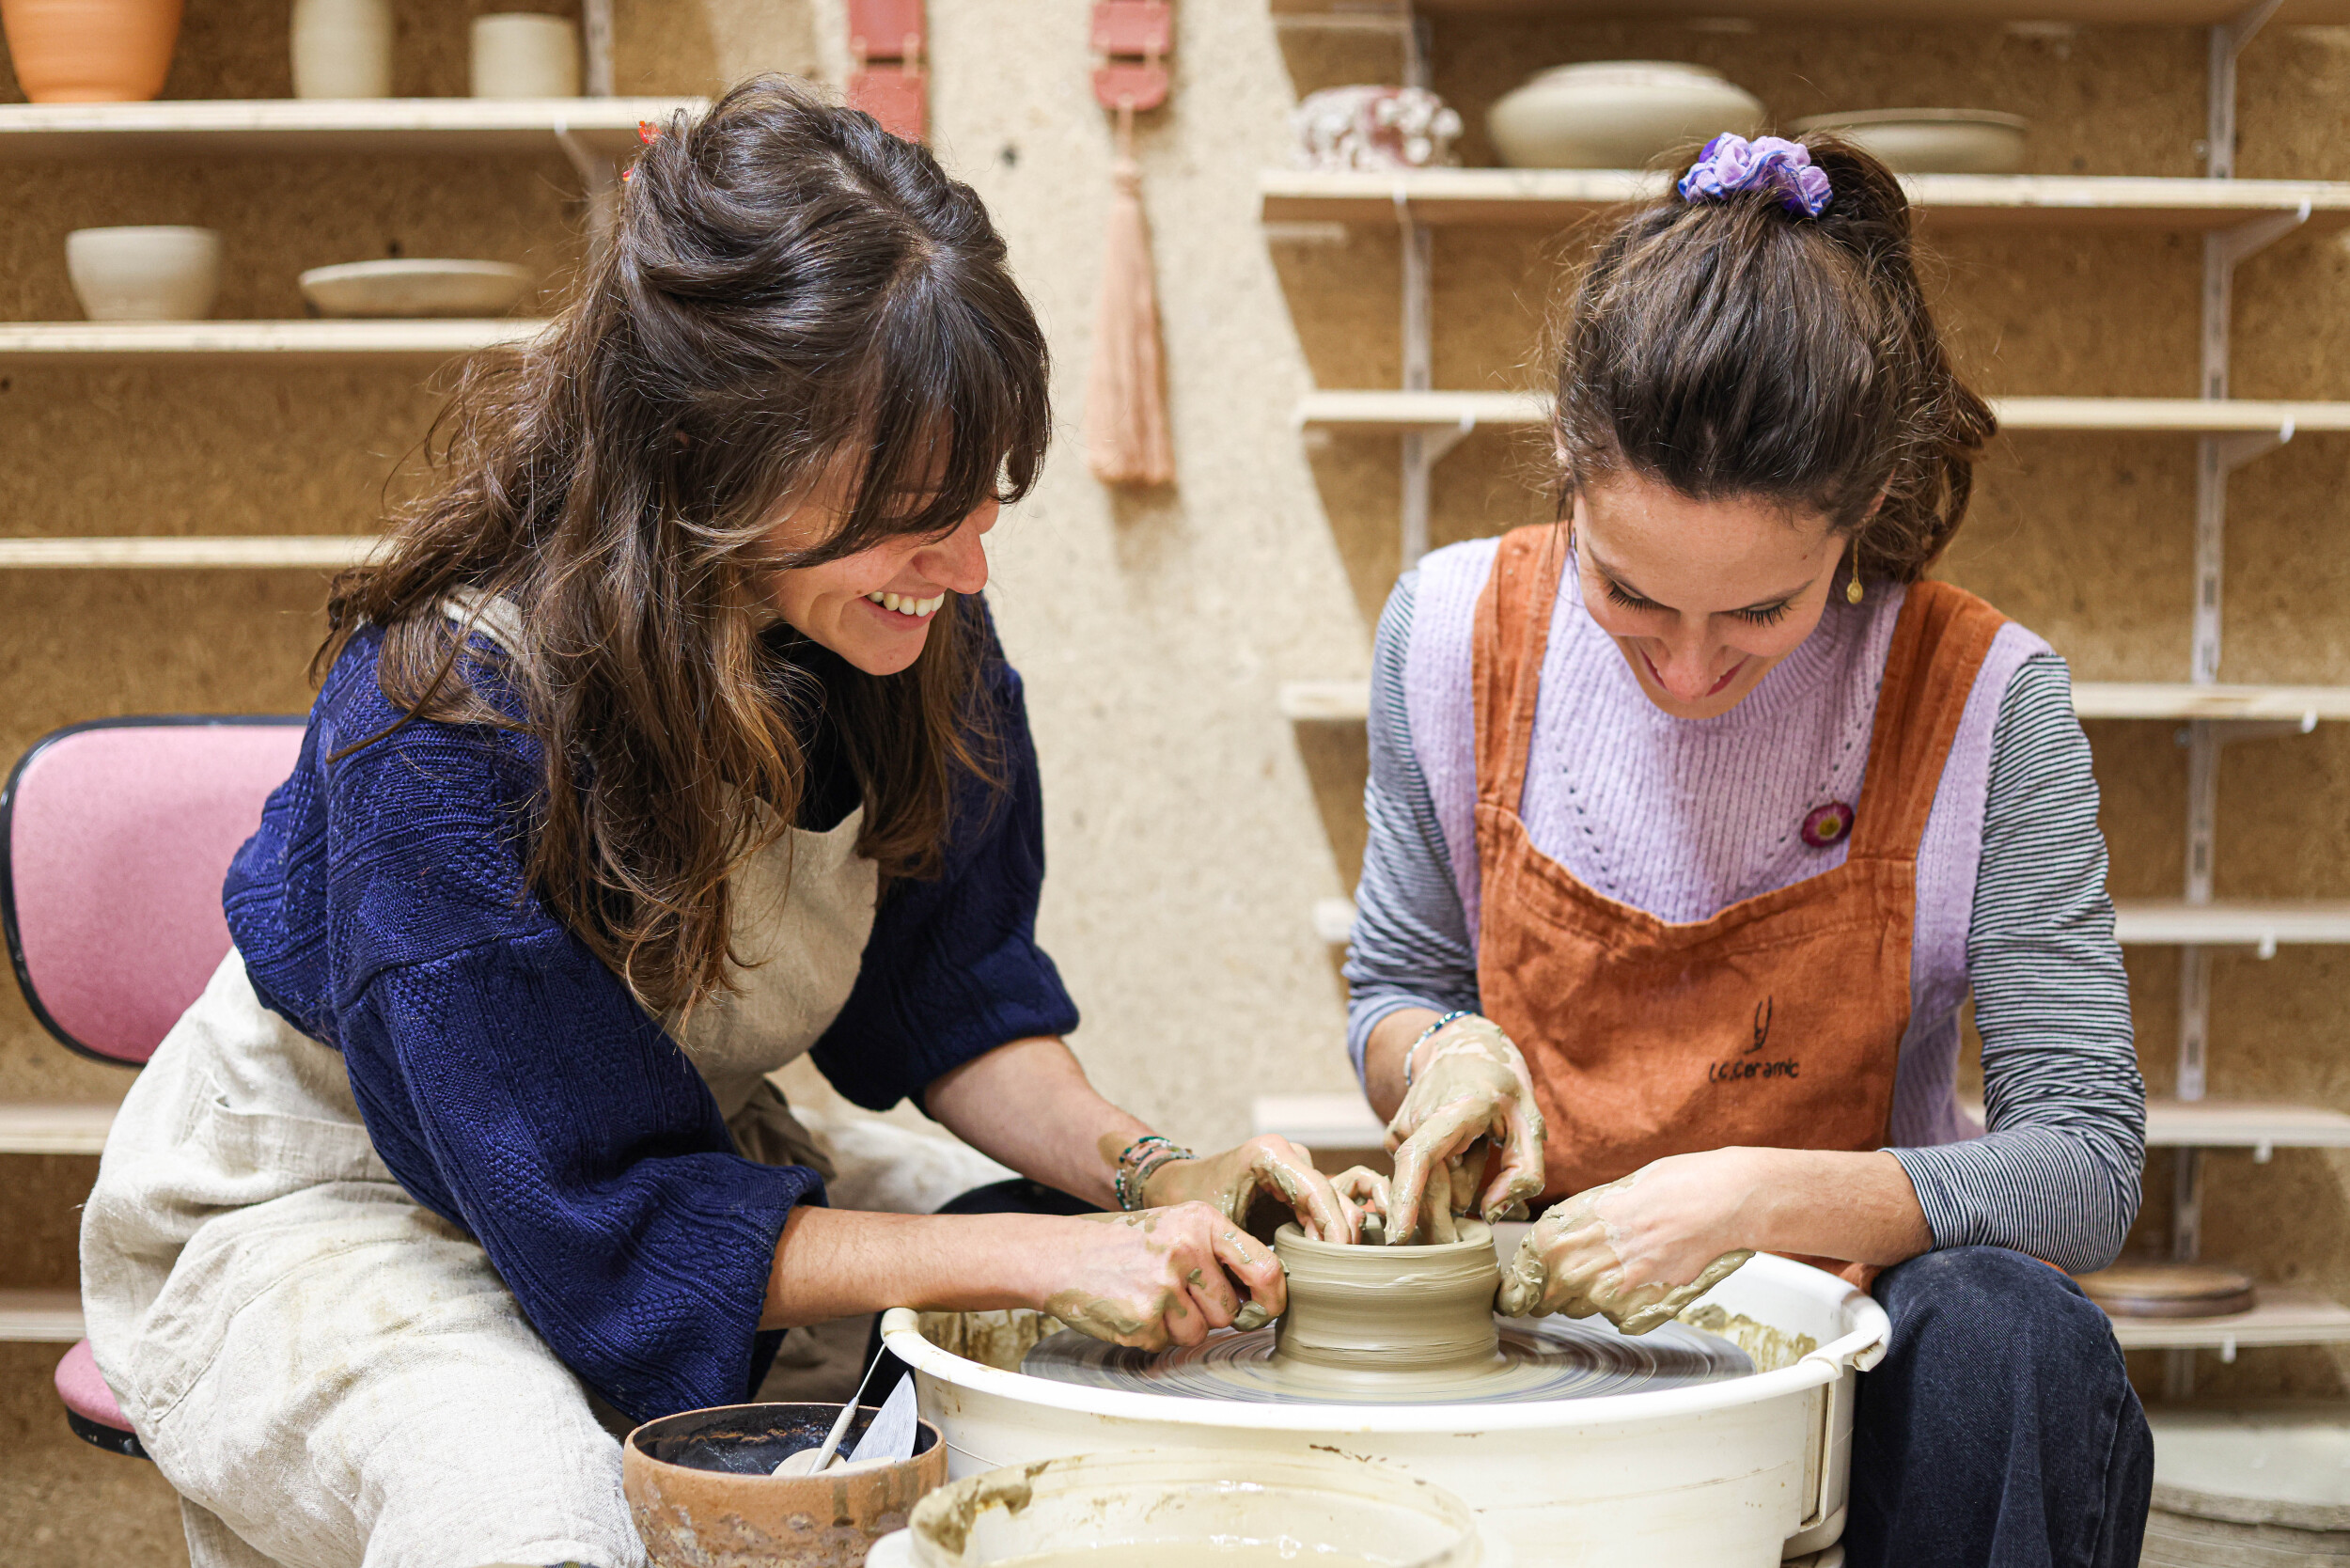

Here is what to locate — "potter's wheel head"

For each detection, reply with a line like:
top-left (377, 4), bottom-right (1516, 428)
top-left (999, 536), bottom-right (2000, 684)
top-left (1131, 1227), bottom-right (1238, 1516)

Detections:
top-left (1022, 1314), bottom-right (1751, 1405)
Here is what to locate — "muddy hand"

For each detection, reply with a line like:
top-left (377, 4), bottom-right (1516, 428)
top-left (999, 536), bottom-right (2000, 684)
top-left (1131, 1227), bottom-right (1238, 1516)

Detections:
top-left (1142, 1134), bottom-right (1357, 1243)
top-left (1496, 1174), bottom-right (1751, 1335)
top-left (1330, 1165), bottom-right (1393, 1242)
top-left (1043, 1202), bottom-right (1287, 1350)
top-left (1385, 1015), bottom-right (1545, 1245)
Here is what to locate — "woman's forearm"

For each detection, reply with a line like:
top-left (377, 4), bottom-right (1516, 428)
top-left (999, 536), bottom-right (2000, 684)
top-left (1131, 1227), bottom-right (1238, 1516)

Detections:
top-left (761, 1206), bottom-right (1060, 1328)
top-left (1731, 1147), bottom-right (1934, 1266)
top-left (1363, 1006), bottom-right (1439, 1122)
top-left (922, 1036), bottom-right (1146, 1209)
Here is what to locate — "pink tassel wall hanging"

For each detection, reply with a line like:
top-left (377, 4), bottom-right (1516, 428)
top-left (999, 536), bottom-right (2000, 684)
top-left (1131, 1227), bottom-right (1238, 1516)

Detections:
top-left (1084, 1), bottom-right (1174, 487)
top-left (846, 0), bottom-right (926, 142)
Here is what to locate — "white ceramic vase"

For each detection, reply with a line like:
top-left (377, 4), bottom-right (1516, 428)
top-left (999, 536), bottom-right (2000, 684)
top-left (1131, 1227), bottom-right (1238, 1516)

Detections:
top-left (66, 226), bottom-right (221, 321)
top-left (1486, 60), bottom-right (1765, 171)
top-left (290, 0), bottom-right (390, 99)
top-left (469, 12), bottom-right (579, 99)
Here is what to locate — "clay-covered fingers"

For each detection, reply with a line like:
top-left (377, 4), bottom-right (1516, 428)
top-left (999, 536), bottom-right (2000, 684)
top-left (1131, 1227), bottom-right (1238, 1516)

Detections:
top-left (1241, 1135), bottom-right (1355, 1242)
top-left (1044, 1201), bottom-right (1280, 1351)
top-left (1474, 1095), bottom-right (1545, 1224)
top-left (1329, 1166), bottom-right (1391, 1240)
top-left (1384, 1096), bottom-right (1493, 1244)
top-left (1211, 1218), bottom-right (1286, 1321)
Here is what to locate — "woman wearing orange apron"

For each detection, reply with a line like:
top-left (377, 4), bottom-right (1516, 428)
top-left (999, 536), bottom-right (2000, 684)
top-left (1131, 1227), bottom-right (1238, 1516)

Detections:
top-left (1346, 136), bottom-right (2151, 1567)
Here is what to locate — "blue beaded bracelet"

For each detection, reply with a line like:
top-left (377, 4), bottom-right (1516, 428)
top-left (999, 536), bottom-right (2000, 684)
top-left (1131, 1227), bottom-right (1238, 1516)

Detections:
top-left (1403, 1010), bottom-right (1474, 1088)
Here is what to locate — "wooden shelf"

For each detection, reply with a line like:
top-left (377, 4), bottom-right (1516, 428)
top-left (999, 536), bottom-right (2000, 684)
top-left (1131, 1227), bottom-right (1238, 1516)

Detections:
top-left (1255, 1092), bottom-right (1386, 1150)
top-left (1263, 169), bottom-right (2350, 233)
top-left (0, 96), bottom-right (704, 161)
top-left (2107, 1290), bottom-right (2350, 1354)
top-left (2115, 901), bottom-right (2350, 949)
top-left (1271, 0), bottom-right (2350, 21)
top-left (0, 1289), bottom-right (84, 1343)
top-left (1279, 680), bottom-right (2350, 727)
top-left (0, 319), bottom-right (544, 364)
top-left (1317, 897), bottom-right (2350, 949)
top-left (0, 536), bottom-right (380, 569)
top-left (1962, 1097), bottom-right (2350, 1156)
top-left (1297, 389), bottom-right (2350, 437)
top-left (0, 1102), bottom-right (116, 1155)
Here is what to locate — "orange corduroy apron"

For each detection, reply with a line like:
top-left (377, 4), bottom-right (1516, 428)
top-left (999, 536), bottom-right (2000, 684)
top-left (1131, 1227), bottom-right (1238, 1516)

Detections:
top-left (1471, 526), bottom-right (2007, 1247)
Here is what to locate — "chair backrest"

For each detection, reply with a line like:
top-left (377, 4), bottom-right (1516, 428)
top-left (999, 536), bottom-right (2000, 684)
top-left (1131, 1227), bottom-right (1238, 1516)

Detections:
top-left (1, 716), bottom-right (305, 1065)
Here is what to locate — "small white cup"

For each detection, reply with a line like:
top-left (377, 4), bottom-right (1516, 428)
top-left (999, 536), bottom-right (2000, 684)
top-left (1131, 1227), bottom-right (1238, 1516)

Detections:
top-left (290, 0), bottom-right (394, 99)
top-left (66, 227), bottom-right (223, 321)
top-left (470, 13), bottom-right (581, 99)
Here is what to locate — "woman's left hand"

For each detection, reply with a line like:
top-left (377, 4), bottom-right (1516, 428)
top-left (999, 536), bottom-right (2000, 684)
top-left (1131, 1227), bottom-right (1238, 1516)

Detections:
top-left (1143, 1135), bottom-right (1360, 1243)
top-left (1496, 1150), bottom-right (1757, 1334)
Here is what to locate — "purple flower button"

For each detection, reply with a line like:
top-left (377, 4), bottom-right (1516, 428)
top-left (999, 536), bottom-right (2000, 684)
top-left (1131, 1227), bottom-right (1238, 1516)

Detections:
top-left (1801, 801), bottom-right (1854, 849)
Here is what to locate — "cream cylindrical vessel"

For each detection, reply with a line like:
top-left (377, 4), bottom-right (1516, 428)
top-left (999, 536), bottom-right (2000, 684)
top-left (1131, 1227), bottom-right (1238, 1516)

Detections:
top-left (1273, 1219), bottom-right (1501, 1382)
top-left (290, 0), bottom-right (391, 100)
top-left (469, 13), bottom-right (580, 98)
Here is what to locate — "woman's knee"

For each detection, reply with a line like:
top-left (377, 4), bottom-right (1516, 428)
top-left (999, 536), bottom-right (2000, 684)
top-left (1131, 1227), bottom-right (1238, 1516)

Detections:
top-left (1877, 1246), bottom-right (2121, 1379)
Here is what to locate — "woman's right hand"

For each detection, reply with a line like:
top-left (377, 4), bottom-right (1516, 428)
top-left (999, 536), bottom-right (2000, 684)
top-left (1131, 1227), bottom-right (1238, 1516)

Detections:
top-left (1385, 1014), bottom-right (1546, 1245)
top-left (1036, 1202), bottom-right (1288, 1350)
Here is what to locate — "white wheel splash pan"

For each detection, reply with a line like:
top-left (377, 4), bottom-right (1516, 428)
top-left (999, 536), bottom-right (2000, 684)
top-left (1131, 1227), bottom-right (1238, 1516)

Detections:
top-left (884, 1253), bottom-right (1889, 1567)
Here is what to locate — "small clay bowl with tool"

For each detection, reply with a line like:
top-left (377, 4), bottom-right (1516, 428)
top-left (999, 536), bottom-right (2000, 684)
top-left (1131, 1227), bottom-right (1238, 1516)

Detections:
top-left (625, 1401), bottom-right (947, 1568)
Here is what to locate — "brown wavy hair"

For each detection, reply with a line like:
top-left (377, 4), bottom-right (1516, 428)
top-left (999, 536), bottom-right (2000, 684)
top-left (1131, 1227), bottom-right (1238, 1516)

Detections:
top-left (1550, 136), bottom-right (1995, 584)
top-left (319, 76), bottom-right (1051, 1017)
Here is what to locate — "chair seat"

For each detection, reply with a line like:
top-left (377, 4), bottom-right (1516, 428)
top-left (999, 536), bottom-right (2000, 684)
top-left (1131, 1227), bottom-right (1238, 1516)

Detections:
top-left (55, 1337), bottom-right (145, 1458)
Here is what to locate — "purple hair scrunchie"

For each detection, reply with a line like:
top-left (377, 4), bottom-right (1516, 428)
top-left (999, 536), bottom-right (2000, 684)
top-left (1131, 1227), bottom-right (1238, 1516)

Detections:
top-left (1677, 133), bottom-right (1833, 219)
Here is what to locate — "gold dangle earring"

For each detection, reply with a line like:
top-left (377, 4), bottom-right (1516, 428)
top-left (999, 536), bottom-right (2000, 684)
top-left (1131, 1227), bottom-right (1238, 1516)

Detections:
top-left (1844, 538), bottom-right (1865, 605)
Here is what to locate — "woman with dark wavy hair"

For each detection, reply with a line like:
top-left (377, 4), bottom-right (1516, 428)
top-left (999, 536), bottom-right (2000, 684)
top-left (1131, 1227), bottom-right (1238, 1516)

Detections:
top-left (81, 78), bottom-right (1352, 1568)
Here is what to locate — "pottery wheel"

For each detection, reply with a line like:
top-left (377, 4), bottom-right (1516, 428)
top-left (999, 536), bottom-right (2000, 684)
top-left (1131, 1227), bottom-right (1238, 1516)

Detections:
top-left (1021, 1313), bottom-right (1752, 1406)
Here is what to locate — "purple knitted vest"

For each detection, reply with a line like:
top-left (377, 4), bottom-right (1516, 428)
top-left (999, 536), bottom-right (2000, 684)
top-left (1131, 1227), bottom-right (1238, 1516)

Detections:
top-left (1406, 537), bottom-right (2049, 1148)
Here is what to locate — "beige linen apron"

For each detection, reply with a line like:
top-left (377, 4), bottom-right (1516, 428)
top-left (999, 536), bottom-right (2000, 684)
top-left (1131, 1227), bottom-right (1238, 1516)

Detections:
top-left (80, 606), bottom-right (1010, 1568)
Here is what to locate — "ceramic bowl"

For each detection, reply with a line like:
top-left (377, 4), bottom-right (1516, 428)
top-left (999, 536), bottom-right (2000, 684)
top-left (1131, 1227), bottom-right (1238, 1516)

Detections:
top-left (623, 1401), bottom-right (948, 1568)
top-left (66, 226), bottom-right (220, 321)
top-left (1792, 109), bottom-right (2029, 174)
top-left (297, 259), bottom-right (534, 318)
top-left (1486, 60), bottom-right (1763, 171)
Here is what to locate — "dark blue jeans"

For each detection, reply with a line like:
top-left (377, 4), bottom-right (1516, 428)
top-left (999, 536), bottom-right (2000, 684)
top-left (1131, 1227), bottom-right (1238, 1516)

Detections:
top-left (1844, 1247), bottom-right (2154, 1568)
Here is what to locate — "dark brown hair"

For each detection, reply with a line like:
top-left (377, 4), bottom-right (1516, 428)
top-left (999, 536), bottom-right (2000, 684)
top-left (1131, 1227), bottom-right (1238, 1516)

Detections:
top-left (320, 75), bottom-right (1051, 1017)
top-left (1551, 136), bottom-right (1995, 583)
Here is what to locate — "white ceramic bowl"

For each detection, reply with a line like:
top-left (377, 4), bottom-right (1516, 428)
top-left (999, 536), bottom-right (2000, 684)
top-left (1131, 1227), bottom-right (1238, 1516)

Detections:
top-left (1487, 60), bottom-right (1764, 171)
top-left (66, 227), bottom-right (222, 321)
top-left (298, 259), bottom-right (534, 319)
top-left (1792, 109), bottom-right (2029, 174)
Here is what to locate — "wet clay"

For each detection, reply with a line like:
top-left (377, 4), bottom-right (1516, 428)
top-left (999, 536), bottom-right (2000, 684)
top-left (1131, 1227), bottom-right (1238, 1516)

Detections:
top-left (1273, 1220), bottom-right (1502, 1384)
top-left (1677, 1304), bottom-right (1818, 1372)
top-left (1023, 1218), bottom-right (1753, 1404)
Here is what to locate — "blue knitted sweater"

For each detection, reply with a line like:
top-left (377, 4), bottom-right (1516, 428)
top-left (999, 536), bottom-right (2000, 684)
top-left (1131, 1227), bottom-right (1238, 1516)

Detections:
top-left (221, 613), bottom-right (1077, 1422)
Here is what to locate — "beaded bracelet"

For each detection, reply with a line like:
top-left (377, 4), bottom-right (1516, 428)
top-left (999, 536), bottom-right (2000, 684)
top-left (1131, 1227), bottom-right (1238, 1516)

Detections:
top-left (1114, 1133), bottom-right (1196, 1211)
top-left (1402, 1010), bottom-right (1474, 1089)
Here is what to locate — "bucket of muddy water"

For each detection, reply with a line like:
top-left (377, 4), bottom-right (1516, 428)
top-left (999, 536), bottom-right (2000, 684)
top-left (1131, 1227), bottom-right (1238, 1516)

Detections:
top-left (863, 1448), bottom-right (1509, 1567)
top-left (623, 1400), bottom-right (948, 1567)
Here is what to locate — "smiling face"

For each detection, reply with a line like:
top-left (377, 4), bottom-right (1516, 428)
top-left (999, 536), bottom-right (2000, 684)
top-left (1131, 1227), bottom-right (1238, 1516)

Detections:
top-left (1571, 470), bottom-right (1846, 721)
top-left (756, 456), bottom-right (998, 677)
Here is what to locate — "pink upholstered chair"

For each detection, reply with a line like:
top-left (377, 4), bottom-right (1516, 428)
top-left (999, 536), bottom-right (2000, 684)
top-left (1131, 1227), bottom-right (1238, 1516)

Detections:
top-left (0, 715), bottom-right (305, 1458)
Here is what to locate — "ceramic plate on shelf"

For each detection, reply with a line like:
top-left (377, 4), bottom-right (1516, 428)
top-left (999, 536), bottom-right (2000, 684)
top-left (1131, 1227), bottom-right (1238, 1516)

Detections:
top-left (1792, 109), bottom-right (2029, 174)
top-left (298, 259), bottom-right (535, 319)
top-left (2076, 1262), bottom-right (2257, 1318)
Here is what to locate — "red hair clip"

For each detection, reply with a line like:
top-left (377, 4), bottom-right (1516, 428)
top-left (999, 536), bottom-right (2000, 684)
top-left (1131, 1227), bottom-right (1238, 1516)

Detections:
top-left (637, 119), bottom-right (661, 145)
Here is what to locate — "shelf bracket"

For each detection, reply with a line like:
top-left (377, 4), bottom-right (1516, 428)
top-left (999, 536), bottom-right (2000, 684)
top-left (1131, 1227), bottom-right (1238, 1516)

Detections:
top-left (554, 127), bottom-right (621, 264)
top-left (1398, 194), bottom-right (1434, 566)
top-left (583, 0), bottom-right (616, 97)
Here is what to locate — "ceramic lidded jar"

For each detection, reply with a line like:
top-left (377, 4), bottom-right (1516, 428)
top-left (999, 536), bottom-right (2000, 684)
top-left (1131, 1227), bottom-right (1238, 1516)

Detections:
top-left (0, 0), bottom-right (183, 102)
top-left (1486, 60), bottom-right (1765, 171)
top-left (290, 0), bottom-right (392, 99)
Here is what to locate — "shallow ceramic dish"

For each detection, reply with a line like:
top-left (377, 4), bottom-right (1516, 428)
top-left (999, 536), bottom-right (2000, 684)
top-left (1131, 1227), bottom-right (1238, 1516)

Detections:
top-left (1792, 109), bottom-right (2029, 174)
top-left (298, 259), bottom-right (534, 319)
top-left (624, 1400), bottom-right (948, 1568)
top-left (66, 226), bottom-right (220, 321)
top-left (1486, 60), bottom-right (1763, 171)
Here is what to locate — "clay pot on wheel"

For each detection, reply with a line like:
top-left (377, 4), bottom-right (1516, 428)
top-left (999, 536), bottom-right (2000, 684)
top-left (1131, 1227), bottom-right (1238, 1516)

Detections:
top-left (625, 1401), bottom-right (948, 1568)
top-left (1, 0), bottom-right (182, 103)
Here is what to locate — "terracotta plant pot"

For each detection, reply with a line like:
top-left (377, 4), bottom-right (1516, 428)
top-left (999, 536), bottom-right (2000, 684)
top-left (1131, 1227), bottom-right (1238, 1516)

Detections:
top-left (625, 1401), bottom-right (948, 1568)
top-left (2, 0), bottom-right (181, 102)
